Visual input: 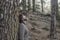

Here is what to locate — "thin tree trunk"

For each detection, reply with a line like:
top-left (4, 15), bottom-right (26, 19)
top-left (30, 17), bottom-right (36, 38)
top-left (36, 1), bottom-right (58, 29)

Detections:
top-left (28, 0), bottom-right (31, 11)
top-left (41, 0), bottom-right (44, 13)
top-left (50, 0), bottom-right (58, 40)
top-left (32, 0), bottom-right (35, 12)
top-left (22, 0), bottom-right (26, 11)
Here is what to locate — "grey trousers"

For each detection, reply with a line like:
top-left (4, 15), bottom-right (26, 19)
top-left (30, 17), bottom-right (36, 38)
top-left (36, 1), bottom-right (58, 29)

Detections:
top-left (18, 23), bottom-right (29, 40)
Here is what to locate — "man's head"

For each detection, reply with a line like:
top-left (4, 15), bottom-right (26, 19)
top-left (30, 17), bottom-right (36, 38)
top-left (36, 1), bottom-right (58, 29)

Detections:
top-left (19, 14), bottom-right (27, 23)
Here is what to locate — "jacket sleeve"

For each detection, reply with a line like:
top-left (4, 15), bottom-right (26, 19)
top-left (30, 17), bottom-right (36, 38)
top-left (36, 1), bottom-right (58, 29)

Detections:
top-left (19, 23), bottom-right (25, 40)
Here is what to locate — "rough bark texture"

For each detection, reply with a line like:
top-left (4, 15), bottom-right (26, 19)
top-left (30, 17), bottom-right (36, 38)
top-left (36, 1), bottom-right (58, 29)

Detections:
top-left (0, 0), bottom-right (20, 40)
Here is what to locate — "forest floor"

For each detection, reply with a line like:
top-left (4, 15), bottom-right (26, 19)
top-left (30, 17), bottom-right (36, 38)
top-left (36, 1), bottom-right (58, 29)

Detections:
top-left (27, 12), bottom-right (60, 40)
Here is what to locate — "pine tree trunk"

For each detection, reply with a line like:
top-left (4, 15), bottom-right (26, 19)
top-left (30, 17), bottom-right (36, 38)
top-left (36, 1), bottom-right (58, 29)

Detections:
top-left (0, 0), bottom-right (19, 40)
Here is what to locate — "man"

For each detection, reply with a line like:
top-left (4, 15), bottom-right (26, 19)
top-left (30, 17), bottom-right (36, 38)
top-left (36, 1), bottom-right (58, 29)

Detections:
top-left (18, 13), bottom-right (29, 40)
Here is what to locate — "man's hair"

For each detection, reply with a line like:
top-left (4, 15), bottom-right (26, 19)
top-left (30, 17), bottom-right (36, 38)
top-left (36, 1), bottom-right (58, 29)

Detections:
top-left (19, 14), bottom-right (23, 23)
top-left (21, 11), bottom-right (26, 15)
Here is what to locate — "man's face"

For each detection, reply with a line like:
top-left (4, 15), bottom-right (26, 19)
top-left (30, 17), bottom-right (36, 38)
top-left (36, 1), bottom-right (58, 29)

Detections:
top-left (22, 15), bottom-right (27, 21)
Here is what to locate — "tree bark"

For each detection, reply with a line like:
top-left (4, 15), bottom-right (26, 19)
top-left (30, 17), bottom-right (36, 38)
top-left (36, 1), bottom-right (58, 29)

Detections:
top-left (32, 0), bottom-right (35, 12)
top-left (0, 0), bottom-right (19, 40)
top-left (28, 0), bottom-right (31, 11)
top-left (41, 0), bottom-right (44, 13)
top-left (22, 0), bottom-right (26, 11)
top-left (50, 0), bottom-right (58, 40)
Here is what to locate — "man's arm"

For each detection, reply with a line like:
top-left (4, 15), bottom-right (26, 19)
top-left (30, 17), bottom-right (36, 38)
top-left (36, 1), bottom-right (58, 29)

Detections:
top-left (19, 23), bottom-right (25, 40)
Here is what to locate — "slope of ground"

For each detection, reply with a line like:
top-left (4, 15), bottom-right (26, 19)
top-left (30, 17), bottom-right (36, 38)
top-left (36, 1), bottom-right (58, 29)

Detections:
top-left (27, 12), bottom-right (60, 40)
